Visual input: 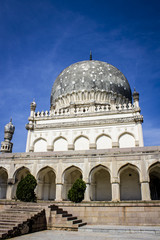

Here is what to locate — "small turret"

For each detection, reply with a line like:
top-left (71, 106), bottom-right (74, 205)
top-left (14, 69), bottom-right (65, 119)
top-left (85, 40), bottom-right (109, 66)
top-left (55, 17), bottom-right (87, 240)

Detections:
top-left (1, 119), bottom-right (15, 153)
top-left (30, 100), bottom-right (36, 117)
top-left (133, 88), bottom-right (140, 108)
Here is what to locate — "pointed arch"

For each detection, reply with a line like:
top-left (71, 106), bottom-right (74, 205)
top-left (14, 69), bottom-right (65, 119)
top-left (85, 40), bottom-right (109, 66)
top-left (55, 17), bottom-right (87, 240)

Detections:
top-left (89, 164), bottom-right (111, 201)
top-left (53, 136), bottom-right (68, 151)
top-left (0, 167), bottom-right (8, 199)
top-left (62, 165), bottom-right (83, 200)
top-left (118, 163), bottom-right (141, 200)
top-left (148, 162), bottom-right (160, 200)
top-left (12, 166), bottom-right (30, 199)
top-left (96, 134), bottom-right (112, 149)
top-left (118, 132), bottom-right (135, 148)
top-left (34, 137), bottom-right (47, 152)
top-left (74, 135), bottom-right (89, 150)
top-left (36, 166), bottom-right (56, 200)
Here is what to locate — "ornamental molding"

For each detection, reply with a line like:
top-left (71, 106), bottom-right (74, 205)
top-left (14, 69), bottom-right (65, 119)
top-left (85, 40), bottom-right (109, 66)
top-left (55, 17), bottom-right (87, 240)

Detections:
top-left (33, 115), bottom-right (143, 130)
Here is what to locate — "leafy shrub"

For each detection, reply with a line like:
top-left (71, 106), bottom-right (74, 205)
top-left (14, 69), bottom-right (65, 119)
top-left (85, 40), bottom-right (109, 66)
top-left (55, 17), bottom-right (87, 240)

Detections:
top-left (68, 178), bottom-right (86, 203)
top-left (16, 173), bottom-right (37, 202)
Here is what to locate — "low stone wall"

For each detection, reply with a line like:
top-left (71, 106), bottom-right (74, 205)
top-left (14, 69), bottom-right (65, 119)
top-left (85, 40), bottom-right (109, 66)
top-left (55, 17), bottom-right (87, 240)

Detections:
top-left (56, 201), bottom-right (160, 226)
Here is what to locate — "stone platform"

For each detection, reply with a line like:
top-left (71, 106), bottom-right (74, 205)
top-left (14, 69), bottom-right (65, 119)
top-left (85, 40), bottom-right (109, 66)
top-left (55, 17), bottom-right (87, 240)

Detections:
top-left (56, 201), bottom-right (160, 226)
top-left (10, 228), bottom-right (160, 240)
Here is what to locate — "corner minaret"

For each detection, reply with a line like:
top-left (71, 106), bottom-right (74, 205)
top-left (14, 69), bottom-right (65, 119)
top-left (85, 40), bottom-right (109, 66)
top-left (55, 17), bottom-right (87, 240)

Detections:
top-left (1, 119), bottom-right (15, 153)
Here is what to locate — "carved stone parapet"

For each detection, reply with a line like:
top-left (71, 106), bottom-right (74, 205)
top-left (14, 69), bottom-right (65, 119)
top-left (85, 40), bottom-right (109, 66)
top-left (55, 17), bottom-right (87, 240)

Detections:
top-left (68, 144), bottom-right (74, 150)
top-left (89, 143), bottom-right (96, 149)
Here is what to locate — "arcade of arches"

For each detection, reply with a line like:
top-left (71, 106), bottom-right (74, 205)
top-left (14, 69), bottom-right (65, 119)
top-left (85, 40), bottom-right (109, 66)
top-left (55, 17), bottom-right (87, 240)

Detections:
top-left (1, 162), bottom-right (160, 201)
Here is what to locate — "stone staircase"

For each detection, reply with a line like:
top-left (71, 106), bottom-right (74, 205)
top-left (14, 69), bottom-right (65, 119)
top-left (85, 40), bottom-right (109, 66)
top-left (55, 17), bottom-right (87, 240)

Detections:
top-left (0, 204), bottom-right (47, 239)
top-left (0, 202), bottom-right (87, 238)
top-left (48, 204), bottom-right (87, 231)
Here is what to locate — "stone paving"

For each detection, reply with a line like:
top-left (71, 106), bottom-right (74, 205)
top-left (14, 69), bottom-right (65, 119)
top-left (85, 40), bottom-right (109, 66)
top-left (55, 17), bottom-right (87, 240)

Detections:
top-left (10, 229), bottom-right (160, 240)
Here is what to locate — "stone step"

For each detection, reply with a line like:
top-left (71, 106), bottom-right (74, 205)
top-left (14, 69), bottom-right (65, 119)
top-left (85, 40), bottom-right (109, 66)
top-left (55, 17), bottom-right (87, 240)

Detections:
top-left (0, 219), bottom-right (27, 224)
top-left (6, 209), bottom-right (40, 213)
top-left (78, 225), bottom-right (160, 235)
top-left (0, 232), bottom-right (8, 238)
top-left (0, 205), bottom-right (47, 239)
top-left (62, 213), bottom-right (72, 218)
top-left (11, 207), bottom-right (43, 211)
top-left (78, 222), bottom-right (87, 227)
top-left (0, 222), bottom-right (17, 226)
top-left (57, 210), bottom-right (68, 214)
top-left (73, 219), bottom-right (82, 224)
top-left (67, 216), bottom-right (77, 221)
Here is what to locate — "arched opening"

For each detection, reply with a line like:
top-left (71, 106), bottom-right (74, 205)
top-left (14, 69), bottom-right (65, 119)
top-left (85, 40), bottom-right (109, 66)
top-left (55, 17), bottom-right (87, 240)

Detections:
top-left (62, 166), bottom-right (82, 200)
top-left (119, 133), bottom-right (135, 148)
top-left (96, 135), bottom-right (112, 149)
top-left (12, 167), bottom-right (30, 199)
top-left (119, 165), bottom-right (141, 200)
top-left (37, 167), bottom-right (56, 200)
top-left (0, 167), bottom-right (8, 199)
top-left (74, 136), bottom-right (89, 150)
top-left (90, 165), bottom-right (111, 201)
top-left (54, 137), bottom-right (68, 151)
top-left (149, 163), bottom-right (160, 200)
top-left (34, 138), bottom-right (47, 152)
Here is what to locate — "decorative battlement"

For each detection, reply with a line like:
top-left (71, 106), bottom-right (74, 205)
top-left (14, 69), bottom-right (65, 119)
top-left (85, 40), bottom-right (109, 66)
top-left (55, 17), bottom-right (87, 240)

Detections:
top-left (33, 102), bottom-right (136, 119)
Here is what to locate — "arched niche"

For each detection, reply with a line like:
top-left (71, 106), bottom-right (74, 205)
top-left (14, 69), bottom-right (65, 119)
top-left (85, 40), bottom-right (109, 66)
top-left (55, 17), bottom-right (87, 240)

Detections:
top-left (89, 165), bottom-right (111, 201)
top-left (12, 167), bottom-right (30, 199)
top-left (36, 166), bottom-right (56, 200)
top-left (0, 167), bottom-right (8, 199)
top-left (149, 162), bottom-right (160, 200)
top-left (119, 164), bottom-right (141, 200)
top-left (34, 138), bottom-right (47, 152)
top-left (62, 166), bottom-right (82, 200)
top-left (54, 137), bottom-right (68, 151)
top-left (74, 136), bottom-right (89, 150)
top-left (96, 135), bottom-right (112, 149)
top-left (119, 133), bottom-right (135, 148)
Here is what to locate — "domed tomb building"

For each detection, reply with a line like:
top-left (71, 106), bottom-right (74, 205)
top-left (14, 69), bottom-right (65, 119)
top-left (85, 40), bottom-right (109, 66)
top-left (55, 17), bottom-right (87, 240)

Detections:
top-left (26, 60), bottom-right (143, 153)
top-left (0, 58), bottom-right (160, 204)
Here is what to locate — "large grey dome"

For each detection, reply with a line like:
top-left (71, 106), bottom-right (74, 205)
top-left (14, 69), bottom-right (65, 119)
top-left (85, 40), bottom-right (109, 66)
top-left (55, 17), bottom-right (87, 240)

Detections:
top-left (51, 60), bottom-right (132, 107)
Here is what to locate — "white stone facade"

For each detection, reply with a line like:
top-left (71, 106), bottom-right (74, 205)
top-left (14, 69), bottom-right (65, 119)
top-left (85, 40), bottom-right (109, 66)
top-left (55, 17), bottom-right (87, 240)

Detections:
top-left (0, 59), bottom-right (160, 202)
top-left (0, 147), bottom-right (160, 202)
top-left (25, 100), bottom-right (144, 153)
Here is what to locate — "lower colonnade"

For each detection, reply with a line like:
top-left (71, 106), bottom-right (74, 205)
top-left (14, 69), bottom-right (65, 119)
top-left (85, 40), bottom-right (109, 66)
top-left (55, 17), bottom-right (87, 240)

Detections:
top-left (0, 163), bottom-right (160, 202)
top-left (0, 147), bottom-right (160, 202)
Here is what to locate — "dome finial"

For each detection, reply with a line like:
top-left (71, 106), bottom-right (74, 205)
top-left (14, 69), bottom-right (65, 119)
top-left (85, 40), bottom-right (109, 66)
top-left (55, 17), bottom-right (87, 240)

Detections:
top-left (90, 51), bottom-right (92, 61)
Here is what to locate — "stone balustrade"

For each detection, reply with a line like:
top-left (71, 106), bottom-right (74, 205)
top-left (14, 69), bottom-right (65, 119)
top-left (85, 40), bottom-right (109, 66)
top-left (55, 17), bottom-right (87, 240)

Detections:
top-left (34, 102), bottom-right (134, 118)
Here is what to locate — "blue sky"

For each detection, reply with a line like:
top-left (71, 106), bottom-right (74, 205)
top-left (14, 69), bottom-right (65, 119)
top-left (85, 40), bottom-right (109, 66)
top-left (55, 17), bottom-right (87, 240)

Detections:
top-left (0, 0), bottom-right (160, 152)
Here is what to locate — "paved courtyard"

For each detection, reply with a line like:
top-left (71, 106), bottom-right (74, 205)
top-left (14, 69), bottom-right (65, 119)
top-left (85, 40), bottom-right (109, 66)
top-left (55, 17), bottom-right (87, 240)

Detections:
top-left (11, 229), bottom-right (160, 240)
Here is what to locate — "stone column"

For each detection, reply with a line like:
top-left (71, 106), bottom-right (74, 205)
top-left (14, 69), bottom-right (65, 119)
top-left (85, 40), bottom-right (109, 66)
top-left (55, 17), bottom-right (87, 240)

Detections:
top-left (141, 181), bottom-right (151, 201)
top-left (111, 181), bottom-right (120, 201)
top-left (84, 183), bottom-right (90, 201)
top-left (6, 178), bottom-right (15, 200)
top-left (6, 185), bottom-right (12, 200)
top-left (55, 183), bottom-right (62, 201)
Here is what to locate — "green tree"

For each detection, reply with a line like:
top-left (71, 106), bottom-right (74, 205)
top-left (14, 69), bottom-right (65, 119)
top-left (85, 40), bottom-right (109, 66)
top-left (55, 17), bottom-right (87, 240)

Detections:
top-left (68, 178), bottom-right (86, 203)
top-left (16, 173), bottom-right (37, 202)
